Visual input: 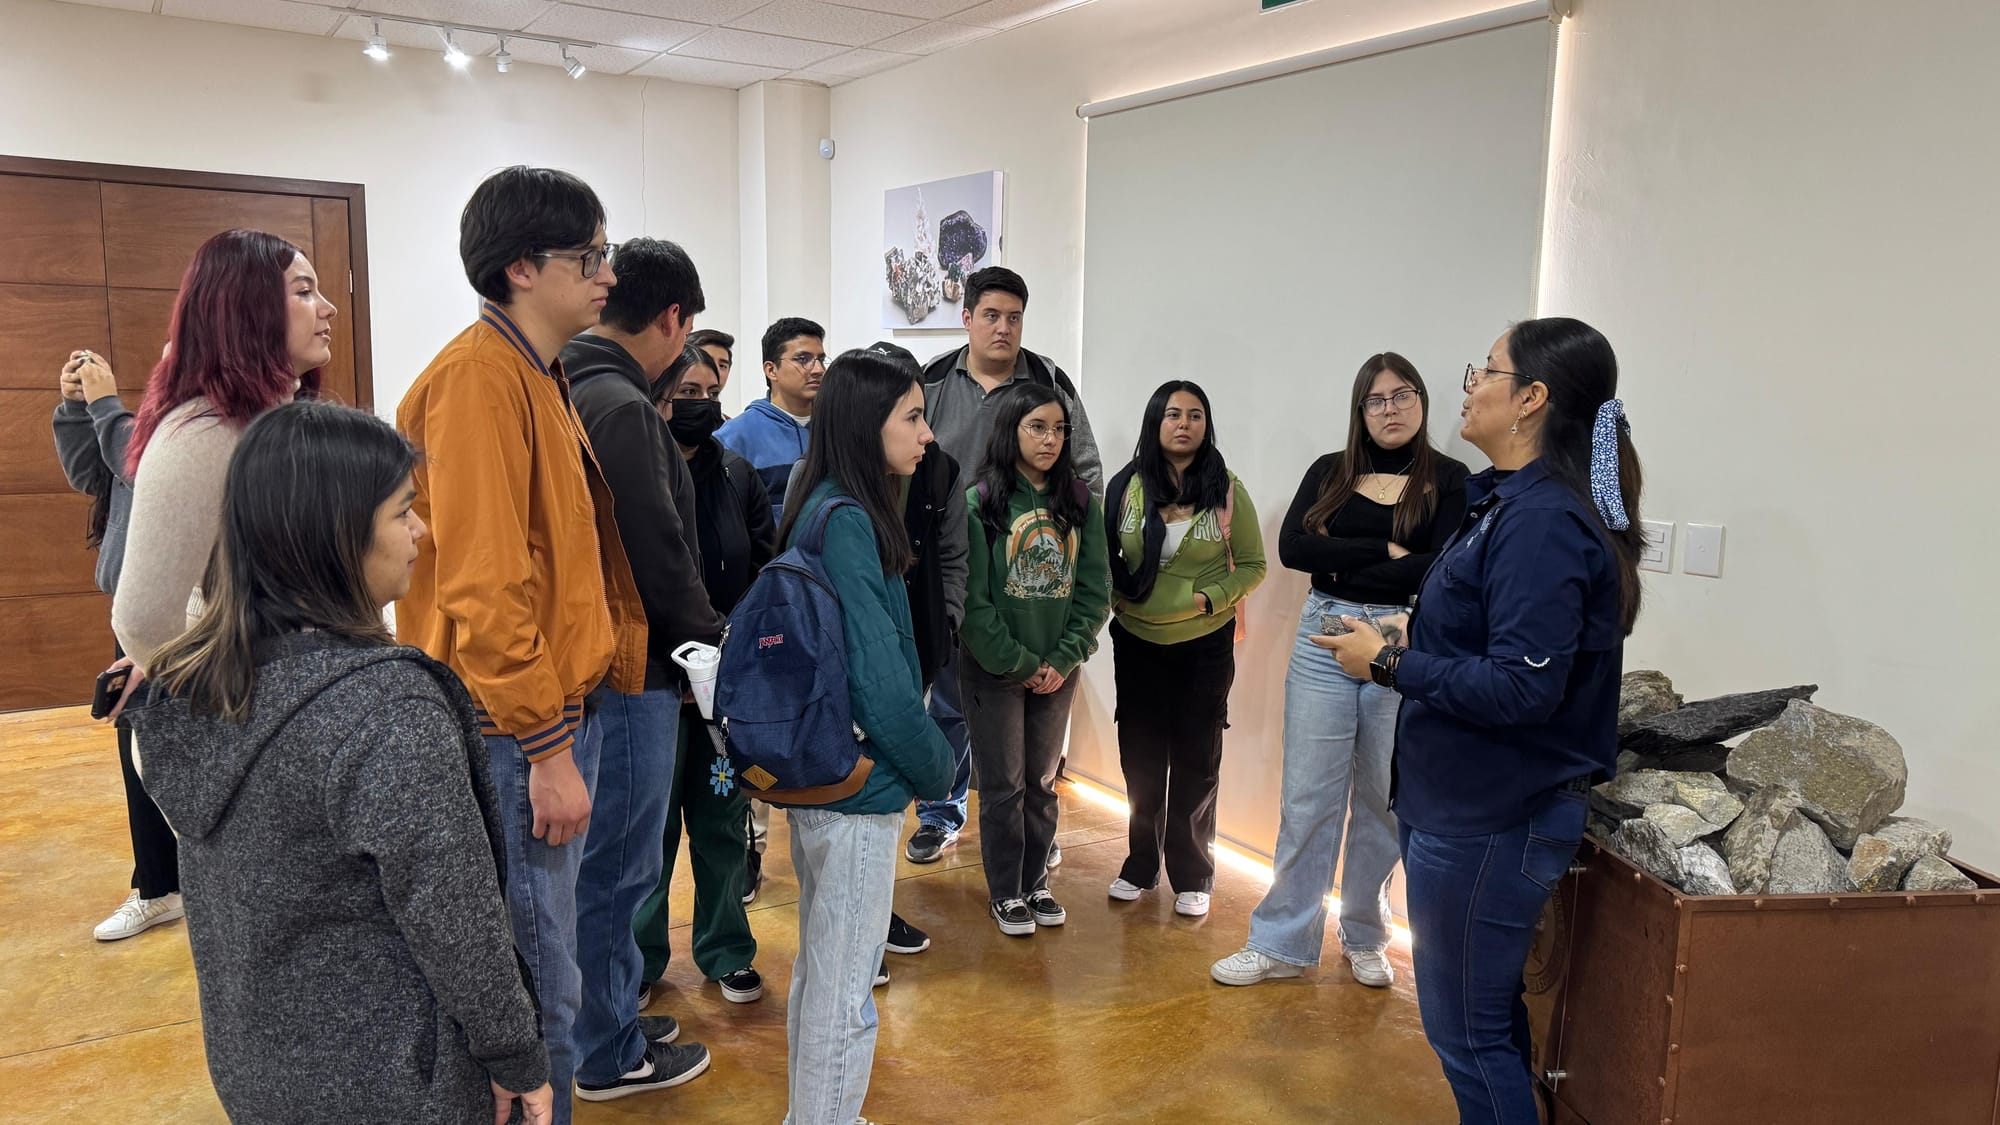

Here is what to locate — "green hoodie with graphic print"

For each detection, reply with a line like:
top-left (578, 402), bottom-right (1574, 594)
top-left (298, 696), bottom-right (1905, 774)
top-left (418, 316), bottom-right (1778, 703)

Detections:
top-left (961, 474), bottom-right (1112, 681)
top-left (1110, 470), bottom-right (1266, 645)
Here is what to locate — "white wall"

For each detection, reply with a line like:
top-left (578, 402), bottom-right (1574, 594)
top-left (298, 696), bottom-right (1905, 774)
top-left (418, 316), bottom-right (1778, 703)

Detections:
top-left (737, 80), bottom-right (832, 414)
top-left (0, 0), bottom-right (741, 414)
top-left (1543, 0), bottom-right (2000, 867)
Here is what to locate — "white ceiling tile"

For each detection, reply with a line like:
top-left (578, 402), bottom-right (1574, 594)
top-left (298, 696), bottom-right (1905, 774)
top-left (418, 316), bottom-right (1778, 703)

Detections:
top-left (57, 0), bottom-right (161, 12)
top-left (631, 53), bottom-right (789, 88)
top-left (671, 26), bottom-right (844, 69)
top-left (808, 46), bottom-right (916, 77)
top-left (823, 0), bottom-right (979, 17)
top-left (519, 4), bottom-right (701, 51)
top-left (159, 0), bottom-right (343, 35)
top-left (498, 36), bottom-right (660, 73)
top-left (867, 18), bottom-right (993, 53)
top-left (947, 0), bottom-right (1089, 31)
top-left (782, 69), bottom-right (854, 87)
top-left (335, 14), bottom-right (500, 55)
top-left (362, 0), bottom-right (555, 32)
top-left (563, 0), bottom-right (764, 20)
top-left (726, 0), bottom-right (919, 46)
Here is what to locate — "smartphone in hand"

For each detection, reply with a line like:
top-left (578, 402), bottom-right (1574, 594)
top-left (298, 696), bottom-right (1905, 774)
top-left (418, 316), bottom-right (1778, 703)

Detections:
top-left (91, 666), bottom-right (132, 721)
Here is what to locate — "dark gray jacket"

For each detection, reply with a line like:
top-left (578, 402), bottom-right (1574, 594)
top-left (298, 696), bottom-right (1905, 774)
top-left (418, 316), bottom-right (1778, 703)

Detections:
top-left (127, 633), bottom-right (547, 1124)
top-left (51, 395), bottom-right (135, 595)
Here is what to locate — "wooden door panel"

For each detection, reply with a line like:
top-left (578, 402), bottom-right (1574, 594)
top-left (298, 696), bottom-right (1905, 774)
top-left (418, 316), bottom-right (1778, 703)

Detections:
top-left (101, 183), bottom-right (314, 289)
top-left (0, 493), bottom-right (100, 598)
top-left (0, 284), bottom-right (109, 391)
top-left (0, 592), bottom-right (113, 711)
top-left (0, 390), bottom-right (100, 494)
top-left (0, 177), bottom-right (104, 286)
top-left (311, 197), bottom-right (357, 407)
top-left (107, 288), bottom-right (176, 387)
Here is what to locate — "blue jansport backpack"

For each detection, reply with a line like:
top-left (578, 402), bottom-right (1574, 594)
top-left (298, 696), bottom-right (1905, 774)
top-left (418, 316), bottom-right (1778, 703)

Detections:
top-left (715, 496), bottom-right (874, 806)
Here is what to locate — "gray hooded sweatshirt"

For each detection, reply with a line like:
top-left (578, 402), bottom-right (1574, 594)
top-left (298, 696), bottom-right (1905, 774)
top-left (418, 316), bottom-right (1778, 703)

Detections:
top-left (127, 632), bottom-right (547, 1124)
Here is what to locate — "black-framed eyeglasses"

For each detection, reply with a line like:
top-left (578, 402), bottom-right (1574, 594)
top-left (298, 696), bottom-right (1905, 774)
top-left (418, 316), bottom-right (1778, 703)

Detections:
top-left (1361, 389), bottom-right (1422, 417)
top-left (1021, 420), bottom-right (1071, 441)
top-left (532, 243), bottom-right (614, 279)
top-left (787, 352), bottom-right (829, 371)
top-left (1464, 363), bottom-right (1533, 393)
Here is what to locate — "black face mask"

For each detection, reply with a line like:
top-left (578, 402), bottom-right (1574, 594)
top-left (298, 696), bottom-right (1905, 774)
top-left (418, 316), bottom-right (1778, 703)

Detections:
top-left (667, 397), bottom-right (724, 445)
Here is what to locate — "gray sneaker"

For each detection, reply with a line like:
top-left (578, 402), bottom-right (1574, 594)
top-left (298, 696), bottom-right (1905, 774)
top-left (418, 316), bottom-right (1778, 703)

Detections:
top-left (906, 824), bottom-right (956, 864)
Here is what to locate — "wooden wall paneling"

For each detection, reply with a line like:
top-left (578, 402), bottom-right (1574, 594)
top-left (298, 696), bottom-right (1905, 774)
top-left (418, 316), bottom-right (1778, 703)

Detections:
top-left (0, 592), bottom-right (114, 712)
top-left (0, 493), bottom-right (100, 598)
top-left (0, 284), bottom-right (110, 391)
top-left (106, 288), bottom-right (177, 388)
top-left (310, 197), bottom-right (357, 407)
top-left (0, 390), bottom-right (92, 494)
top-left (0, 177), bottom-right (105, 286)
top-left (100, 183), bottom-right (314, 289)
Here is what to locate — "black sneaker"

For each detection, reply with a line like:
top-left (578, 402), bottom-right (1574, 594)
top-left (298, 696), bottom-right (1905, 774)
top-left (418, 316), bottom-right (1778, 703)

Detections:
top-left (905, 824), bottom-right (956, 864)
top-left (574, 1043), bottom-right (710, 1101)
top-left (1026, 889), bottom-right (1066, 927)
top-left (742, 849), bottom-right (764, 905)
top-left (718, 967), bottom-right (763, 1004)
top-left (885, 912), bottom-right (931, 955)
top-left (639, 1014), bottom-right (679, 1045)
top-left (1048, 841), bottom-right (1063, 868)
top-left (991, 898), bottom-right (1035, 937)
top-left (873, 957), bottom-right (889, 987)
top-left (637, 979), bottom-right (654, 1010)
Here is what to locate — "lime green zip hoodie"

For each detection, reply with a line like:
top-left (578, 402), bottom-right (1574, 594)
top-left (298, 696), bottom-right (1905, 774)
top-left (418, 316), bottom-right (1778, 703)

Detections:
top-left (1111, 471), bottom-right (1266, 645)
top-left (961, 475), bottom-right (1112, 681)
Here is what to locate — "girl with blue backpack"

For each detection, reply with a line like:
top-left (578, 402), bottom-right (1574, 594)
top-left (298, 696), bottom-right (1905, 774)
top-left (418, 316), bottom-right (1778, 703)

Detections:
top-left (959, 384), bottom-right (1111, 936)
top-left (767, 349), bottom-right (955, 1125)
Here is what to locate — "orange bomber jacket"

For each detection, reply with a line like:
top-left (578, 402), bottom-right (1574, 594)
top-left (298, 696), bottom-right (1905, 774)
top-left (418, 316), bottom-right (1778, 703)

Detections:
top-left (395, 302), bottom-right (648, 762)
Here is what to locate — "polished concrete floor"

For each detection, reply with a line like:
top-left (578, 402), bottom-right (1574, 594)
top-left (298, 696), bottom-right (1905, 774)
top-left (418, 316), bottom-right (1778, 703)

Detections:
top-left (0, 705), bottom-right (1457, 1123)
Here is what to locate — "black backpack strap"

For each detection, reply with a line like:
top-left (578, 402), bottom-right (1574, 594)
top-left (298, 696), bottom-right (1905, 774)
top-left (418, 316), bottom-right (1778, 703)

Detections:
top-left (921, 348), bottom-right (961, 387)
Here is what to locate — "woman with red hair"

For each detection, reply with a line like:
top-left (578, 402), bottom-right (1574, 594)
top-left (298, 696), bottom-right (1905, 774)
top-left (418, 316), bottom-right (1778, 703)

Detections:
top-left (114, 228), bottom-right (337, 669)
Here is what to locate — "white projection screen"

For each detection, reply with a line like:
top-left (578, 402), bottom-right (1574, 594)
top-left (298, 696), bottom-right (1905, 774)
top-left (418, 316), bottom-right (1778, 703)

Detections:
top-left (1068, 21), bottom-right (1555, 893)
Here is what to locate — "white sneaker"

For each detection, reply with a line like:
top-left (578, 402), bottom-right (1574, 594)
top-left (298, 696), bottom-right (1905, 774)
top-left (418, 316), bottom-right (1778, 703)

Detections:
top-left (1210, 947), bottom-right (1304, 986)
top-left (1347, 948), bottom-right (1394, 988)
top-left (1107, 877), bottom-right (1145, 901)
top-left (1174, 891), bottom-right (1211, 917)
top-left (94, 890), bottom-right (184, 942)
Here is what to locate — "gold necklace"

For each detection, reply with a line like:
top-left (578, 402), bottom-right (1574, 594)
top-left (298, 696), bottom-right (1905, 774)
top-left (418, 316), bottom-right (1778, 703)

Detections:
top-left (1370, 464), bottom-right (1411, 503)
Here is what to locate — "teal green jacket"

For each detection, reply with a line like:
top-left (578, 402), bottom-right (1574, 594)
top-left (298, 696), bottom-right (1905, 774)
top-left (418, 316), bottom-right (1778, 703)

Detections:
top-left (789, 481), bottom-right (954, 815)
top-left (1110, 471), bottom-right (1267, 645)
top-left (961, 474), bottom-right (1112, 681)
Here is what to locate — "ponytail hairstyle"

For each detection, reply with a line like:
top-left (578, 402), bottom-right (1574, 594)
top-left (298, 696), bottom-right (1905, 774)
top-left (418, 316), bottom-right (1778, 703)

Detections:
top-left (776, 349), bottom-right (918, 575)
top-left (1508, 317), bottom-right (1645, 633)
top-left (973, 383), bottom-right (1086, 541)
top-left (148, 402), bottom-right (415, 720)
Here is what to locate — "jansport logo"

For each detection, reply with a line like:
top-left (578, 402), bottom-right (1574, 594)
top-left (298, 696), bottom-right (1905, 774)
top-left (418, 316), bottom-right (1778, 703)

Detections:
top-left (758, 634), bottom-right (785, 650)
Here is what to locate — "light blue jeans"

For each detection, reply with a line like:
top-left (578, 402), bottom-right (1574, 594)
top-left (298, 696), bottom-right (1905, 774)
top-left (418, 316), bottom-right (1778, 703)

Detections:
top-left (1247, 591), bottom-right (1405, 965)
top-left (485, 716), bottom-right (601, 1125)
top-left (783, 808), bottom-right (901, 1125)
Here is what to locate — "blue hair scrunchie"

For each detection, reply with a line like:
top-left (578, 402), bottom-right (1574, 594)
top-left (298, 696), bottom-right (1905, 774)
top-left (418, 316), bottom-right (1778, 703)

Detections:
top-left (1591, 399), bottom-right (1631, 531)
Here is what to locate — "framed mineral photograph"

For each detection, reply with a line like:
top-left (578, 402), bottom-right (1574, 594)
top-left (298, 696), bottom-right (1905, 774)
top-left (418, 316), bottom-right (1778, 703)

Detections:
top-left (882, 170), bottom-right (1004, 330)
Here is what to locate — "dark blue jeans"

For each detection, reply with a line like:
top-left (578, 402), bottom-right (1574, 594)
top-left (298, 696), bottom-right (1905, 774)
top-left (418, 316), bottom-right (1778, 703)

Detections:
top-left (914, 647), bottom-right (973, 833)
top-left (1398, 789), bottom-right (1585, 1125)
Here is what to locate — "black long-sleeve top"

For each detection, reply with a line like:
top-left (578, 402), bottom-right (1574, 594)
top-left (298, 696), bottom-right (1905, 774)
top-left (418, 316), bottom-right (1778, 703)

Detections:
top-left (1278, 448), bottom-right (1470, 607)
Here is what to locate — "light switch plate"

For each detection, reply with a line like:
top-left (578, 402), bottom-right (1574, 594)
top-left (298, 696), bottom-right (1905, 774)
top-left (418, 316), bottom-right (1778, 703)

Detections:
top-left (1639, 520), bottom-right (1673, 573)
top-left (1684, 523), bottom-right (1725, 578)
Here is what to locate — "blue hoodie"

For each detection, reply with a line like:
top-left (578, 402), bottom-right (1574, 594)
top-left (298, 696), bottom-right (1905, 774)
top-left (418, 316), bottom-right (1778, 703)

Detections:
top-left (716, 398), bottom-right (809, 525)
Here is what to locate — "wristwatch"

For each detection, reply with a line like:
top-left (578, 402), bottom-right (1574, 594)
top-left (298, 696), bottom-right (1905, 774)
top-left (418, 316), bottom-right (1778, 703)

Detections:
top-left (1369, 645), bottom-right (1407, 690)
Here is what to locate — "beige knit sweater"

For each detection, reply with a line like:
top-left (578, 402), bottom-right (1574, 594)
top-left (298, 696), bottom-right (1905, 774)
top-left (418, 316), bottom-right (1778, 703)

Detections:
top-left (112, 397), bottom-right (243, 671)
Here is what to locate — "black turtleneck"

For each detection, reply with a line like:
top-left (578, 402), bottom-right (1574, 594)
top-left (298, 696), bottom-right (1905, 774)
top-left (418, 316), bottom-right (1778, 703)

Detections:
top-left (1277, 444), bottom-right (1470, 606)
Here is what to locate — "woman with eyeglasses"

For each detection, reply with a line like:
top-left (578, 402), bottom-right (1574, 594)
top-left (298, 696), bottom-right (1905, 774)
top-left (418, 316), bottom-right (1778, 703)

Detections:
top-left (1104, 381), bottom-right (1265, 919)
top-left (1317, 319), bottom-right (1644, 1124)
top-left (1212, 353), bottom-right (1467, 991)
top-left (959, 384), bottom-right (1111, 936)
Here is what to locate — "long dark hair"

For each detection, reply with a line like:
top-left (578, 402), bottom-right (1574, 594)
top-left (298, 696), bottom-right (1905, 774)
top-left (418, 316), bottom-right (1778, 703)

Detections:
top-left (1106, 380), bottom-right (1230, 600)
top-left (127, 230), bottom-right (322, 477)
top-left (1303, 352), bottom-right (1445, 541)
top-left (1509, 317), bottom-right (1645, 633)
top-left (148, 402), bottom-right (416, 720)
top-left (974, 383), bottom-right (1086, 541)
top-left (776, 349), bottom-right (918, 575)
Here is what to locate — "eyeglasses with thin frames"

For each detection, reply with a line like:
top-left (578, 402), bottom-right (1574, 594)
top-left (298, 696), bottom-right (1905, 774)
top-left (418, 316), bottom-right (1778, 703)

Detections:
top-left (531, 243), bottom-right (614, 279)
top-left (787, 352), bottom-right (829, 371)
top-left (1361, 389), bottom-right (1421, 417)
top-left (1021, 420), bottom-right (1071, 442)
top-left (1463, 363), bottom-right (1534, 394)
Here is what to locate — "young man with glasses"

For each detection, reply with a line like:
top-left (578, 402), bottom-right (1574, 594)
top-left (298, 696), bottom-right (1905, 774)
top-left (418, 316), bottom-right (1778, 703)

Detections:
top-left (717, 317), bottom-right (824, 525)
top-left (396, 166), bottom-right (649, 1125)
top-left (560, 237), bottom-right (724, 1101)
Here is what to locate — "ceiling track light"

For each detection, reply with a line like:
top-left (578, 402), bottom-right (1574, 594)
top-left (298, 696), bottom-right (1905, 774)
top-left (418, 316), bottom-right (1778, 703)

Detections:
top-left (441, 28), bottom-right (470, 69)
top-left (494, 36), bottom-right (512, 73)
top-left (362, 17), bottom-right (389, 61)
top-left (562, 45), bottom-right (587, 80)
